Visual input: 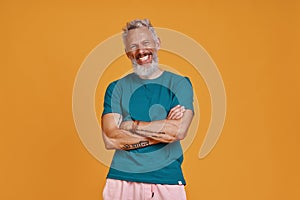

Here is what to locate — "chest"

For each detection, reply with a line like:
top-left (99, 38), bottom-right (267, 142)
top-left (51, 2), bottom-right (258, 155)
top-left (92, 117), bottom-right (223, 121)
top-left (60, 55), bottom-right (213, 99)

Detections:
top-left (120, 83), bottom-right (178, 121)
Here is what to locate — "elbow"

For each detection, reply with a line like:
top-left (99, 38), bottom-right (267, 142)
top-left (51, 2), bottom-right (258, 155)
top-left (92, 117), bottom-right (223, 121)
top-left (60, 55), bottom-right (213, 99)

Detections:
top-left (103, 136), bottom-right (118, 150)
top-left (174, 121), bottom-right (192, 141)
top-left (102, 129), bottom-right (119, 150)
top-left (104, 138), bottom-right (125, 150)
top-left (176, 130), bottom-right (188, 141)
top-left (104, 139), bottom-right (122, 150)
top-left (176, 133), bottom-right (186, 141)
top-left (104, 142), bottom-right (115, 150)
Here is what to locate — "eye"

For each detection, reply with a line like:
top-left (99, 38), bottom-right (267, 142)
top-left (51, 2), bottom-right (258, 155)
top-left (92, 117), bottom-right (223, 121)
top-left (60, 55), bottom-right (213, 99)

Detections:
top-left (129, 44), bottom-right (137, 50)
top-left (143, 41), bottom-right (150, 46)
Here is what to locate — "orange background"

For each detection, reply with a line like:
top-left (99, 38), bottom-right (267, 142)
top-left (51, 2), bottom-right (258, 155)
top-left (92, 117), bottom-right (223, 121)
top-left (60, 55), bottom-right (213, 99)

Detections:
top-left (1, 0), bottom-right (300, 199)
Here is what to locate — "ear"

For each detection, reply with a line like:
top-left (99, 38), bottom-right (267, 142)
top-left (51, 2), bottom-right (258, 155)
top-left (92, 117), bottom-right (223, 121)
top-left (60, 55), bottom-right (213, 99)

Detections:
top-left (125, 48), bottom-right (130, 58)
top-left (156, 37), bottom-right (161, 50)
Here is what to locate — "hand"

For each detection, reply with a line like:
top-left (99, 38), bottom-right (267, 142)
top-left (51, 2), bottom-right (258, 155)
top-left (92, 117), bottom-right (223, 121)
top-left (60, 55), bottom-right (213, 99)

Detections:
top-left (167, 105), bottom-right (186, 120)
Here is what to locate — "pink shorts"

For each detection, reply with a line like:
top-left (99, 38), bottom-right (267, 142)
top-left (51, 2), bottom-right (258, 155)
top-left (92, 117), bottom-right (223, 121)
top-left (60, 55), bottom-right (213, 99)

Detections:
top-left (103, 178), bottom-right (187, 200)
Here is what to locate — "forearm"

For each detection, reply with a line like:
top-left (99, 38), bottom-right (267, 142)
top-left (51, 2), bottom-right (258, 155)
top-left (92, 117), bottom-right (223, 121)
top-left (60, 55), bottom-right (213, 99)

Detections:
top-left (102, 108), bottom-right (193, 149)
top-left (101, 113), bottom-right (160, 150)
top-left (120, 116), bottom-right (191, 143)
top-left (124, 109), bottom-right (193, 143)
top-left (104, 128), bottom-right (159, 150)
top-left (135, 119), bottom-right (178, 138)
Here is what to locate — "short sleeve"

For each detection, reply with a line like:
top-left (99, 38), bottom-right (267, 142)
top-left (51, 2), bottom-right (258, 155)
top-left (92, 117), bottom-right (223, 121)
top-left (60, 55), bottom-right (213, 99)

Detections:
top-left (102, 80), bottom-right (122, 116)
top-left (172, 77), bottom-right (194, 112)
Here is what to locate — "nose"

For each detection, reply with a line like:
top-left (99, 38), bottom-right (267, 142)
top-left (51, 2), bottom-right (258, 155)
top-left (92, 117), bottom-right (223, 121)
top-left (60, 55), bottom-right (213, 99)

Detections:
top-left (136, 48), bottom-right (147, 54)
top-left (126, 44), bottom-right (151, 60)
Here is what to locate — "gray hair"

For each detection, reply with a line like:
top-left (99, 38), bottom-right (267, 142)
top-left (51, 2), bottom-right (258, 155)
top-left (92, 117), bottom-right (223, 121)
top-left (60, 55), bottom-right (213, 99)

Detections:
top-left (122, 19), bottom-right (159, 48)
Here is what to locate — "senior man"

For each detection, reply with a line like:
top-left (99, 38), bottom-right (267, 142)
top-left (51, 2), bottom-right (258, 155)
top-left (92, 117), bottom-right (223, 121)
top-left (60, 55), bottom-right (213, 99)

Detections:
top-left (101, 19), bottom-right (194, 200)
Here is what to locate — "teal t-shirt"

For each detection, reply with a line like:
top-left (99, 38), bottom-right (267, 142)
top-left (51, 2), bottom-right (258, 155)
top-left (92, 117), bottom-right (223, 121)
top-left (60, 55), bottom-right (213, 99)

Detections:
top-left (102, 71), bottom-right (194, 185)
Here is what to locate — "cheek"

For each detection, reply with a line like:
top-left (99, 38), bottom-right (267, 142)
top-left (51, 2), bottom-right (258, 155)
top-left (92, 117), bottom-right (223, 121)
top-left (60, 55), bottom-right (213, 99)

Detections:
top-left (126, 48), bottom-right (156, 60)
top-left (126, 49), bottom-right (141, 60)
top-left (126, 51), bottom-right (136, 59)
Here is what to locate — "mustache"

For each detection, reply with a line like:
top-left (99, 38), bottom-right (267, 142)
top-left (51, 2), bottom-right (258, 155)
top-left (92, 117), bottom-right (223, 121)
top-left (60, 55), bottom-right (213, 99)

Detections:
top-left (126, 48), bottom-right (155, 60)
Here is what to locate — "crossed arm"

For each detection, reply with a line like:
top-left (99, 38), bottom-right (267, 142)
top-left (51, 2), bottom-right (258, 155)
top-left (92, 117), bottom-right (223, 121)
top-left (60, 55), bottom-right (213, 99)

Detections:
top-left (101, 105), bottom-right (194, 150)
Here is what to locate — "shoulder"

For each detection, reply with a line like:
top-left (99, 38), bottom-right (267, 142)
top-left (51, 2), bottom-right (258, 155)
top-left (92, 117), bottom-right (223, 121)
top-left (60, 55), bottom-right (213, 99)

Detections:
top-left (163, 71), bottom-right (192, 85)
top-left (106, 73), bottom-right (136, 89)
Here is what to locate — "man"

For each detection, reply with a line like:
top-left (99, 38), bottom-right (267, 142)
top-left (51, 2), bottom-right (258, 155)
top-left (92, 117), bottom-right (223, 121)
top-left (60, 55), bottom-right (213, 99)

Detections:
top-left (101, 19), bottom-right (194, 200)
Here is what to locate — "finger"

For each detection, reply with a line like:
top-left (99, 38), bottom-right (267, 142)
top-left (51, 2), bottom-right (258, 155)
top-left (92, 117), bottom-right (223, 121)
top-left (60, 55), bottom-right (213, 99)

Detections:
top-left (168, 109), bottom-right (182, 119)
top-left (168, 105), bottom-right (184, 119)
top-left (169, 105), bottom-right (182, 114)
top-left (172, 112), bottom-right (184, 120)
top-left (167, 105), bottom-right (180, 118)
top-left (172, 111), bottom-right (185, 119)
top-left (168, 106), bottom-right (186, 119)
top-left (169, 105), bottom-right (180, 112)
top-left (180, 106), bottom-right (186, 113)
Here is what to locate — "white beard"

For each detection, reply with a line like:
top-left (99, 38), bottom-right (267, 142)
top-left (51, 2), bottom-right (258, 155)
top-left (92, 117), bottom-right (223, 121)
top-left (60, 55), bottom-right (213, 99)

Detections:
top-left (132, 53), bottom-right (159, 78)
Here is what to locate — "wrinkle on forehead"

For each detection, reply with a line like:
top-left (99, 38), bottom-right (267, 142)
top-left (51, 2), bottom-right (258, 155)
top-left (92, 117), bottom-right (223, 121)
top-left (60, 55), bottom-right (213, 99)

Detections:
top-left (125, 27), bottom-right (156, 47)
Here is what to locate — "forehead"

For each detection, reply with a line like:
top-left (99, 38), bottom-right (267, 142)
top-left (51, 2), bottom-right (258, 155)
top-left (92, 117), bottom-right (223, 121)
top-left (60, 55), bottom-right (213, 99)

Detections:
top-left (125, 27), bottom-right (154, 44)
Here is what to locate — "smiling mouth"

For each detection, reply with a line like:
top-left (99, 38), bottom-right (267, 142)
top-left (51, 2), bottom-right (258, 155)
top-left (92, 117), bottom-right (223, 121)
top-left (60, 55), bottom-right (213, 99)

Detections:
top-left (136, 52), bottom-right (153, 65)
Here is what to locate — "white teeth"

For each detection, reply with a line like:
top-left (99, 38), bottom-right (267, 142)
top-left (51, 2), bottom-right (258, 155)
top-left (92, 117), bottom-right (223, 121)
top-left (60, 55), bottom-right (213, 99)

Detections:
top-left (139, 55), bottom-right (149, 61)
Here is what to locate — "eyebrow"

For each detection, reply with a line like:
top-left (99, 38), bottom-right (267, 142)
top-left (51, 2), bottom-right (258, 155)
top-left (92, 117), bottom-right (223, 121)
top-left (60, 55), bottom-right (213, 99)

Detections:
top-left (129, 44), bottom-right (137, 48)
top-left (127, 39), bottom-right (153, 48)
